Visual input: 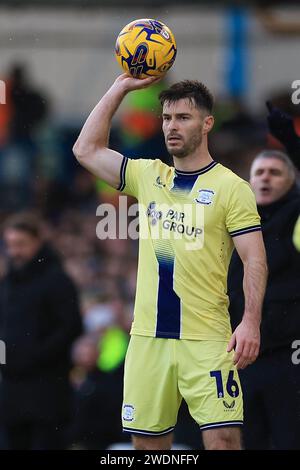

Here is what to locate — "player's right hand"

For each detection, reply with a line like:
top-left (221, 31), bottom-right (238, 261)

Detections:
top-left (113, 73), bottom-right (162, 93)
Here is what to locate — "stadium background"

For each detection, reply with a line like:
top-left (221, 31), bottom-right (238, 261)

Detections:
top-left (0, 0), bottom-right (299, 449)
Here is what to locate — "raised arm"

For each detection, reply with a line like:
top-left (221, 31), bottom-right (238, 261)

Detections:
top-left (73, 74), bottom-right (159, 188)
top-left (227, 230), bottom-right (268, 369)
top-left (266, 101), bottom-right (300, 171)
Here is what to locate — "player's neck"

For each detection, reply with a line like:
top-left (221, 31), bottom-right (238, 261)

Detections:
top-left (173, 149), bottom-right (213, 173)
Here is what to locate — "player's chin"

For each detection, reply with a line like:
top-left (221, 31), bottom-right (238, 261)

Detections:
top-left (166, 144), bottom-right (186, 157)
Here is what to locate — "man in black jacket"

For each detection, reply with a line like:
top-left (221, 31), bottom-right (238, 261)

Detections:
top-left (228, 150), bottom-right (300, 449)
top-left (0, 213), bottom-right (82, 449)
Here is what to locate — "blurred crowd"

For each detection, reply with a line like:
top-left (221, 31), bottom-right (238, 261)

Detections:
top-left (0, 62), bottom-right (299, 449)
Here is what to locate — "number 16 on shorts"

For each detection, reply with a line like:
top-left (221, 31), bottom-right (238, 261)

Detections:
top-left (210, 370), bottom-right (240, 399)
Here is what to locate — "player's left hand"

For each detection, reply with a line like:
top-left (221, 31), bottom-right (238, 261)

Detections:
top-left (227, 318), bottom-right (260, 369)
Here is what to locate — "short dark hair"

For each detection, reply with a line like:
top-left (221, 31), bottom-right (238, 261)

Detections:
top-left (3, 212), bottom-right (42, 238)
top-left (159, 80), bottom-right (214, 114)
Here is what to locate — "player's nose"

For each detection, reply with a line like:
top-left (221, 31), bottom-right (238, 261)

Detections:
top-left (168, 118), bottom-right (179, 130)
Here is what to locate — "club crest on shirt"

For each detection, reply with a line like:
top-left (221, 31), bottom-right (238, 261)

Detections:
top-left (195, 189), bottom-right (215, 205)
top-left (122, 404), bottom-right (135, 422)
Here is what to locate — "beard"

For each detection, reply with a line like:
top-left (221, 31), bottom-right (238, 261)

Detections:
top-left (166, 132), bottom-right (203, 158)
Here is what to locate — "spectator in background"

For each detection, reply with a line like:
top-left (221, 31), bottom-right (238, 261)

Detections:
top-left (69, 331), bottom-right (129, 450)
top-left (8, 63), bottom-right (48, 142)
top-left (0, 212), bottom-right (82, 449)
top-left (228, 150), bottom-right (300, 449)
top-left (0, 64), bottom-right (49, 210)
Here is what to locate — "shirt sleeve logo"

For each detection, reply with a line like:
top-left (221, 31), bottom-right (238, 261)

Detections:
top-left (122, 404), bottom-right (135, 422)
top-left (154, 176), bottom-right (166, 188)
top-left (195, 189), bottom-right (215, 205)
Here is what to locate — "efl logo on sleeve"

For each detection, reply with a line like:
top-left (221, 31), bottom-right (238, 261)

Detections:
top-left (122, 404), bottom-right (135, 422)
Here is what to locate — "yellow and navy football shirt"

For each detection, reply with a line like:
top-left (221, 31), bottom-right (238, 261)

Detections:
top-left (118, 158), bottom-right (261, 341)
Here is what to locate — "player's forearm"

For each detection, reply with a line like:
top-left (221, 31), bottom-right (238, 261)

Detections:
top-left (242, 257), bottom-right (268, 325)
top-left (73, 84), bottom-right (127, 157)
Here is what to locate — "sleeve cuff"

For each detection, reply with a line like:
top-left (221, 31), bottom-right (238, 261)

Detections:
top-left (117, 156), bottom-right (128, 191)
top-left (229, 225), bottom-right (261, 238)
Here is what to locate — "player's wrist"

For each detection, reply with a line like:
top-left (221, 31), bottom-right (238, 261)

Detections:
top-left (241, 312), bottom-right (261, 328)
top-left (108, 82), bottom-right (129, 101)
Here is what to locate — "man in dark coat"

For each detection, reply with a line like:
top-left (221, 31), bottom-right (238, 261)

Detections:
top-left (0, 213), bottom-right (82, 449)
top-left (228, 150), bottom-right (300, 449)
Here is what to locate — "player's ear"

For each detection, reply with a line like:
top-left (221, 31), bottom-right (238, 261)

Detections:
top-left (203, 115), bottom-right (214, 135)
